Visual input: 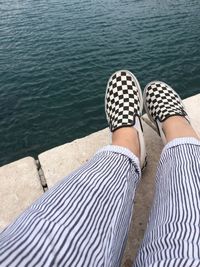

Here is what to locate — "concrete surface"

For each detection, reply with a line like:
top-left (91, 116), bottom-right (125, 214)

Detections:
top-left (0, 157), bottom-right (43, 230)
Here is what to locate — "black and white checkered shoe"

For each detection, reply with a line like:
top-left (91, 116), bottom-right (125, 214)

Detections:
top-left (105, 70), bottom-right (147, 169)
top-left (143, 81), bottom-right (190, 143)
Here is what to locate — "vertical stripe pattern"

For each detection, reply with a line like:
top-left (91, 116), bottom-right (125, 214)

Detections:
top-left (0, 146), bottom-right (140, 267)
top-left (1, 139), bottom-right (200, 267)
top-left (134, 138), bottom-right (200, 267)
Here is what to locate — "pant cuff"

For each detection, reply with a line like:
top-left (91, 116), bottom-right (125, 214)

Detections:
top-left (96, 145), bottom-right (141, 175)
top-left (162, 137), bottom-right (200, 154)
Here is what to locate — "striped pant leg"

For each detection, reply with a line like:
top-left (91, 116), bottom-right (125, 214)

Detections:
top-left (0, 145), bottom-right (140, 267)
top-left (134, 137), bottom-right (200, 267)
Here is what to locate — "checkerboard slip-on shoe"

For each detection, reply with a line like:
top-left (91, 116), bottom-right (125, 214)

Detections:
top-left (105, 70), bottom-right (147, 169)
top-left (143, 81), bottom-right (190, 144)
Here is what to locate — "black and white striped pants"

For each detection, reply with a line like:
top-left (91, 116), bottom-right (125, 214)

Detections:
top-left (0, 138), bottom-right (200, 267)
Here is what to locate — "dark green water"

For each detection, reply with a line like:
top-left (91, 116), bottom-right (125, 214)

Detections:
top-left (0, 0), bottom-right (200, 166)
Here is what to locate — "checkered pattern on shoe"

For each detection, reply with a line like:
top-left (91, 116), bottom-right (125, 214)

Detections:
top-left (105, 71), bottom-right (142, 132)
top-left (145, 81), bottom-right (187, 122)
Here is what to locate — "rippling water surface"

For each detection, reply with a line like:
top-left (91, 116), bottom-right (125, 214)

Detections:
top-left (0, 0), bottom-right (200, 165)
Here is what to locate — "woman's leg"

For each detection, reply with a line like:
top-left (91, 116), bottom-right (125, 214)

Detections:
top-left (0, 70), bottom-right (145, 267)
top-left (135, 80), bottom-right (200, 267)
top-left (0, 137), bottom-right (140, 267)
top-left (135, 141), bottom-right (200, 266)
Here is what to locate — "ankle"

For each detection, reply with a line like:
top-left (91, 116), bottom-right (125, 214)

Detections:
top-left (112, 127), bottom-right (140, 158)
top-left (162, 116), bottom-right (199, 143)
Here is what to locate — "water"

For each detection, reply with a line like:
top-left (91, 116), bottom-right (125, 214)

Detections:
top-left (0, 0), bottom-right (200, 166)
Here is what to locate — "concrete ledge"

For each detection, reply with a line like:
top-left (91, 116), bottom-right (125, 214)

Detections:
top-left (0, 157), bottom-right (43, 229)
